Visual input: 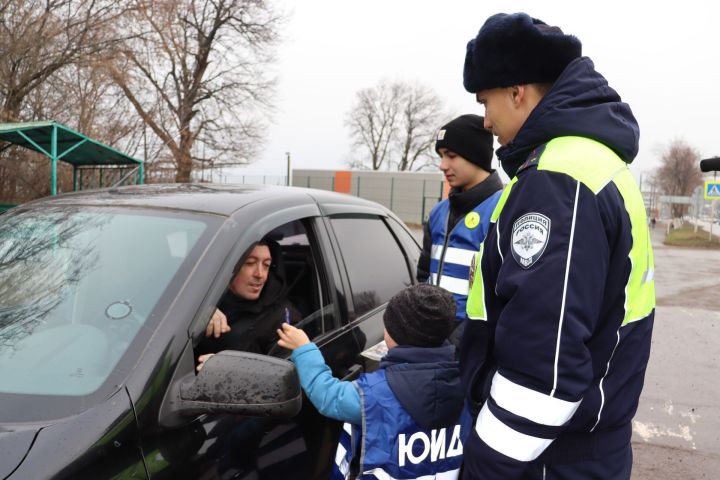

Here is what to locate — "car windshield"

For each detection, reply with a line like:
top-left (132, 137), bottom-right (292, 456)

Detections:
top-left (0, 207), bottom-right (212, 398)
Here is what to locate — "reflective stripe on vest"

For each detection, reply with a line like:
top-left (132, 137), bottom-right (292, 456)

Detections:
top-left (333, 370), bottom-right (467, 479)
top-left (465, 137), bottom-right (655, 325)
top-left (332, 423), bottom-right (353, 479)
top-left (429, 193), bottom-right (501, 319)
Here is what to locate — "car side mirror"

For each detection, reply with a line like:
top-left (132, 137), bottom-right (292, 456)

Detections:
top-left (165, 350), bottom-right (302, 424)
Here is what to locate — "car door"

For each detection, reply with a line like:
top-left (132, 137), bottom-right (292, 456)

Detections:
top-left (134, 202), bottom-right (361, 479)
top-left (246, 210), bottom-right (421, 480)
top-left (131, 197), bottom-right (420, 479)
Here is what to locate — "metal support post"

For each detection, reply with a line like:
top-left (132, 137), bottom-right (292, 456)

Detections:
top-left (51, 124), bottom-right (58, 195)
top-left (390, 177), bottom-right (395, 210)
top-left (286, 152), bottom-right (291, 186)
top-left (711, 172), bottom-right (717, 242)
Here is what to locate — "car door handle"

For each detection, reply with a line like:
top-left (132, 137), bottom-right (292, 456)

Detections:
top-left (340, 364), bottom-right (363, 381)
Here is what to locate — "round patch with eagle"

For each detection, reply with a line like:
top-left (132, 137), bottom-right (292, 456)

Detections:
top-left (511, 213), bottom-right (551, 269)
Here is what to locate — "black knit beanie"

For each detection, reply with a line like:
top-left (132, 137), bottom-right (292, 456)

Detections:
top-left (384, 284), bottom-right (456, 348)
top-left (464, 12), bottom-right (582, 93)
top-left (434, 114), bottom-right (494, 172)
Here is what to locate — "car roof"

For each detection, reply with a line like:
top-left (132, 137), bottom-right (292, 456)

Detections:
top-left (16, 183), bottom-right (390, 217)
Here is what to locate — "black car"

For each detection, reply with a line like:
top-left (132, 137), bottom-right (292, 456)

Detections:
top-left (0, 184), bottom-right (420, 479)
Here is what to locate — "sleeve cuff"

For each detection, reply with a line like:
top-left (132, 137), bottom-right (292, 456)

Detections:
top-left (291, 342), bottom-right (319, 360)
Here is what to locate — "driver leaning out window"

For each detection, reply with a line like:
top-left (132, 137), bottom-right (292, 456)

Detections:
top-left (196, 238), bottom-right (301, 362)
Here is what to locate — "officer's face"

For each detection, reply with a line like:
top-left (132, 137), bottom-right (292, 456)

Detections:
top-left (475, 87), bottom-right (526, 146)
top-left (438, 148), bottom-right (487, 191)
top-left (230, 245), bottom-right (272, 300)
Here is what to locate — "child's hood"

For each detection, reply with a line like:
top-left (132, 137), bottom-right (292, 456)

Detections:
top-left (382, 344), bottom-right (464, 430)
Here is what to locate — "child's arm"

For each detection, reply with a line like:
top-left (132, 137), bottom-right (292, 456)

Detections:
top-left (278, 324), bottom-right (362, 425)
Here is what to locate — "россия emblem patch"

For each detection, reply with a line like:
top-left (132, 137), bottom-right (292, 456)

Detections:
top-left (511, 213), bottom-right (550, 269)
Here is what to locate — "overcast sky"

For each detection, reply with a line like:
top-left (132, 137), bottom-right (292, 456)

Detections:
top-left (224, 0), bottom-right (719, 184)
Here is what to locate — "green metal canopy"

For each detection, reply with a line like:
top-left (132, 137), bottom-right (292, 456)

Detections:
top-left (0, 120), bottom-right (144, 196)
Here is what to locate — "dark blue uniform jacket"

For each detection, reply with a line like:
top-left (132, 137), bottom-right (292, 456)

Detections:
top-left (461, 57), bottom-right (654, 479)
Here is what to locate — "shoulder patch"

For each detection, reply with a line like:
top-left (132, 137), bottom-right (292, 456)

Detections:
top-left (511, 213), bottom-right (550, 268)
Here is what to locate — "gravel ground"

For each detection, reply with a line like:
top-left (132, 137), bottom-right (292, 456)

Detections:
top-left (631, 223), bottom-right (720, 479)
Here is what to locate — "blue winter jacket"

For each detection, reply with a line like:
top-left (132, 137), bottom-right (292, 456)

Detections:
top-left (292, 343), bottom-right (467, 478)
top-left (291, 342), bottom-right (464, 428)
top-left (427, 189), bottom-right (502, 320)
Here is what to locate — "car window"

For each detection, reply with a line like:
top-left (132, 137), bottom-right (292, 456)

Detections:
top-left (330, 216), bottom-right (413, 318)
top-left (0, 207), bottom-right (214, 397)
top-left (196, 218), bottom-right (336, 359)
top-left (387, 216), bottom-right (421, 273)
top-left (274, 219), bottom-right (336, 338)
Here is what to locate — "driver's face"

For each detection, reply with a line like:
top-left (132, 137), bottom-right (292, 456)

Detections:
top-left (230, 245), bottom-right (272, 301)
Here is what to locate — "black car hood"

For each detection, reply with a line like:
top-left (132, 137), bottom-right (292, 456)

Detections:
top-left (1, 387), bottom-right (139, 479)
top-left (0, 426), bottom-right (40, 478)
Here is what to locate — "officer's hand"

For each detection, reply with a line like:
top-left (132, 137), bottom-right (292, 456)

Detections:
top-left (205, 308), bottom-right (230, 338)
top-left (276, 323), bottom-right (310, 351)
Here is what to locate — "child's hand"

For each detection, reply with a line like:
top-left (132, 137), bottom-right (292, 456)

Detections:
top-left (277, 323), bottom-right (310, 350)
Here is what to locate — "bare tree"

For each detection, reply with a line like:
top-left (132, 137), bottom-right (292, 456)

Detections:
top-left (346, 81), bottom-right (403, 171)
top-left (653, 138), bottom-right (704, 218)
top-left (346, 80), bottom-right (450, 172)
top-left (0, 0), bottom-right (123, 121)
top-left (0, 0), bottom-right (128, 203)
top-left (107, 0), bottom-right (283, 183)
top-left (48, 64), bottom-right (144, 151)
top-left (396, 83), bottom-right (450, 171)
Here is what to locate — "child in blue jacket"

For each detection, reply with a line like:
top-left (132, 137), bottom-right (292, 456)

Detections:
top-left (277, 284), bottom-right (469, 480)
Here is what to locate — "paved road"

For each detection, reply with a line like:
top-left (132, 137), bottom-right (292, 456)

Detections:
top-left (409, 223), bottom-right (720, 478)
top-left (632, 223), bottom-right (720, 479)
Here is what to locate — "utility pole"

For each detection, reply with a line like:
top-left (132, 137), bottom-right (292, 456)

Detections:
top-left (286, 152), bottom-right (291, 186)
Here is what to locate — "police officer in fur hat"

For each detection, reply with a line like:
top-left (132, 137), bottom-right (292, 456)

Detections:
top-left (460, 12), bottom-right (654, 479)
top-left (417, 114), bottom-right (502, 346)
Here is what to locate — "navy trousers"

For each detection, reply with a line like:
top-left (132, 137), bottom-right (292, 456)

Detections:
top-left (522, 445), bottom-right (632, 480)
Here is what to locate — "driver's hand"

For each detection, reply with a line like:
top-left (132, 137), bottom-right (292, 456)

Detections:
top-left (205, 308), bottom-right (230, 338)
top-left (276, 323), bottom-right (310, 351)
top-left (196, 353), bottom-right (214, 372)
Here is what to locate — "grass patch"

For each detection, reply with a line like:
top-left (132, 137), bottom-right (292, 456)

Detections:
top-left (664, 222), bottom-right (720, 248)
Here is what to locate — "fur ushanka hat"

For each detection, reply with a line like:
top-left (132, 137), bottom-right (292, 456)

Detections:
top-left (463, 12), bottom-right (582, 93)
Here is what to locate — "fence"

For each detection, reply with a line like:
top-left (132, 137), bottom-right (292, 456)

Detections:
top-left (292, 170), bottom-right (445, 225)
top-left (227, 170), bottom-right (445, 225)
top-left (225, 175), bottom-right (288, 186)
top-left (74, 165), bottom-right (143, 191)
